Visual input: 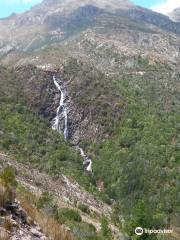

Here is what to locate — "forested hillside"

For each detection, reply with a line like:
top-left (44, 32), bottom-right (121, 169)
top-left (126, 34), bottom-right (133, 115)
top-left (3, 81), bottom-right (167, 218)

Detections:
top-left (0, 0), bottom-right (179, 239)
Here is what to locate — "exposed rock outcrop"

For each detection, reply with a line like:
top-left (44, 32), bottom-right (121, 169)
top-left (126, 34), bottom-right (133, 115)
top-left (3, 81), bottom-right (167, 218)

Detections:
top-left (0, 190), bottom-right (47, 240)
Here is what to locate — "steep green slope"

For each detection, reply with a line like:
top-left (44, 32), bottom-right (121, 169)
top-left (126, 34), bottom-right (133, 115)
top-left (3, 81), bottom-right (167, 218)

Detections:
top-left (0, 66), bottom-right (90, 186)
top-left (86, 61), bottom-right (180, 238)
top-left (1, 52), bottom-right (179, 239)
top-left (2, 56), bottom-right (179, 237)
top-left (51, 57), bottom-right (179, 238)
top-left (0, 66), bottom-right (114, 239)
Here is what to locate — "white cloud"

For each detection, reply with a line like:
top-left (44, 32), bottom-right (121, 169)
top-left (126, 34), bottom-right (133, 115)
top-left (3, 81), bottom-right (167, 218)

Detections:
top-left (151, 0), bottom-right (180, 14)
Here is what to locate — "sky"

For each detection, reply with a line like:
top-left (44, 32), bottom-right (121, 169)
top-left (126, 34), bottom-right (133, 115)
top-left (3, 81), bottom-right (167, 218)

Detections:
top-left (0, 0), bottom-right (42, 18)
top-left (0, 0), bottom-right (180, 18)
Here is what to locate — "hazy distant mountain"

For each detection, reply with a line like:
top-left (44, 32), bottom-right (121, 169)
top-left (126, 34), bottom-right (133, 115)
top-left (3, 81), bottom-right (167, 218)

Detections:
top-left (40, 0), bottom-right (134, 12)
top-left (168, 7), bottom-right (180, 22)
top-left (0, 0), bottom-right (180, 65)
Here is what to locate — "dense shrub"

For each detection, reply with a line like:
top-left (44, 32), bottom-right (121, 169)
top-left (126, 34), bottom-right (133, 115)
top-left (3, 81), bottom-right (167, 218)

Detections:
top-left (57, 208), bottom-right (82, 223)
top-left (78, 203), bottom-right (90, 214)
top-left (0, 167), bottom-right (17, 206)
top-left (100, 217), bottom-right (112, 240)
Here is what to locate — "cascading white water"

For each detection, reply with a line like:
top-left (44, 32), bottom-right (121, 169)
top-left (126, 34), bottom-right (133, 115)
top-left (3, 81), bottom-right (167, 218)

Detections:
top-left (64, 107), bottom-right (68, 140)
top-left (79, 147), bottom-right (92, 172)
top-left (79, 147), bottom-right (86, 158)
top-left (52, 75), bottom-right (92, 172)
top-left (52, 75), bottom-right (68, 139)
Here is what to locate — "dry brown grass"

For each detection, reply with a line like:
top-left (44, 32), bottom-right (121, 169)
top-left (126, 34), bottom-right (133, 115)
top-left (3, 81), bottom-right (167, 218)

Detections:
top-left (0, 181), bottom-right (14, 209)
top-left (0, 181), bottom-right (6, 207)
top-left (171, 227), bottom-right (180, 240)
top-left (0, 233), bottom-right (9, 240)
top-left (3, 218), bottom-right (13, 232)
top-left (0, 180), bottom-right (14, 209)
top-left (17, 192), bottom-right (76, 240)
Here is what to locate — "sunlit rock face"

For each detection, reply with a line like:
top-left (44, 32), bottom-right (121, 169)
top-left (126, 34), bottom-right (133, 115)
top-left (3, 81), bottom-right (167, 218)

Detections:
top-left (168, 7), bottom-right (180, 22)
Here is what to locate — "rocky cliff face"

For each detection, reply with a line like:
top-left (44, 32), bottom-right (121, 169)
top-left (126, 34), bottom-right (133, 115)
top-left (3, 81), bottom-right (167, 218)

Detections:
top-left (0, 199), bottom-right (47, 240)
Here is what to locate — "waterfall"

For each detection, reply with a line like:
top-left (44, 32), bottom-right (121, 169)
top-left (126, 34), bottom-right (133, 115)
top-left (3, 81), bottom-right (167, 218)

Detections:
top-left (79, 147), bottom-right (92, 172)
top-left (52, 75), bottom-right (68, 140)
top-left (52, 75), bottom-right (92, 173)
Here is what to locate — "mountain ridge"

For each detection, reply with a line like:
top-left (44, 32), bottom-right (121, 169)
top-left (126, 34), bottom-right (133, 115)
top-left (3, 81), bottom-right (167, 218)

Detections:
top-left (0, 0), bottom-right (180, 63)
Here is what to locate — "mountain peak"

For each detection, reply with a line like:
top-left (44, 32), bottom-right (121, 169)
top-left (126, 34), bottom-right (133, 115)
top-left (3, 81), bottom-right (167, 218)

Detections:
top-left (41, 0), bottom-right (134, 13)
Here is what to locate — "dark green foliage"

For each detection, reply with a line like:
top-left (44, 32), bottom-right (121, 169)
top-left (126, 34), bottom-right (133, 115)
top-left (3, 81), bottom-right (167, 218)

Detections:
top-left (38, 194), bottom-right (82, 223)
top-left (0, 167), bottom-right (17, 205)
top-left (0, 166), bottom-right (17, 188)
top-left (36, 192), bottom-right (100, 240)
top-left (0, 57), bottom-right (179, 239)
top-left (78, 203), bottom-right (90, 214)
top-left (100, 217), bottom-right (112, 240)
top-left (61, 59), bottom-right (125, 137)
top-left (85, 61), bottom-right (180, 237)
top-left (57, 208), bottom-right (82, 223)
top-left (36, 192), bottom-right (56, 215)
top-left (124, 201), bottom-right (165, 240)
top-left (0, 66), bottom-right (91, 187)
top-left (0, 102), bottom-right (81, 175)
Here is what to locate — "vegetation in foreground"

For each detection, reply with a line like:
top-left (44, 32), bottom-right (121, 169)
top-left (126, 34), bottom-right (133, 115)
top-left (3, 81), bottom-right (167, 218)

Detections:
top-left (0, 167), bottom-right (76, 240)
top-left (0, 166), bottom-right (113, 240)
